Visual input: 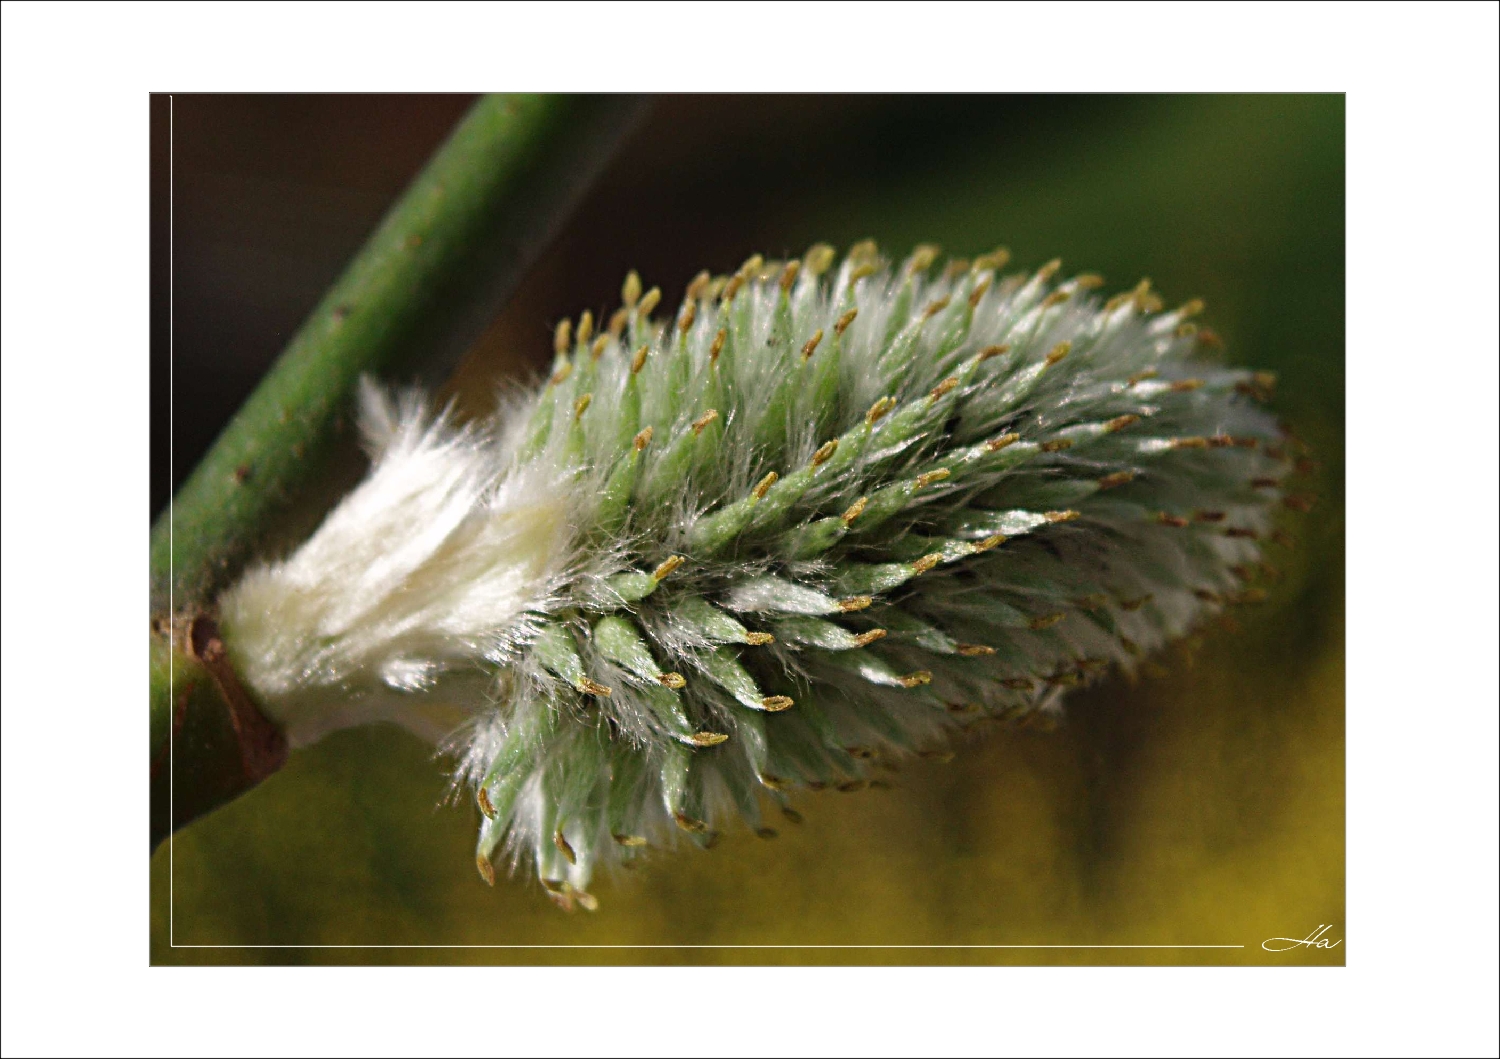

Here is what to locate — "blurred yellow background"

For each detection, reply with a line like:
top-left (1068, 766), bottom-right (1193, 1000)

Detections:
top-left (151, 93), bottom-right (1344, 965)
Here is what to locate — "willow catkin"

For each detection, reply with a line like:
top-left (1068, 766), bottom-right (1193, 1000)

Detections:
top-left (219, 243), bottom-right (1299, 910)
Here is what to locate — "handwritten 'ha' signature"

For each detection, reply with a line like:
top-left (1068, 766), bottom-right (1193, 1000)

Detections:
top-left (1263, 924), bottom-right (1342, 952)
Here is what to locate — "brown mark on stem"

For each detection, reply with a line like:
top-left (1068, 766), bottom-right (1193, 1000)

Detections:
top-left (187, 614), bottom-right (288, 783)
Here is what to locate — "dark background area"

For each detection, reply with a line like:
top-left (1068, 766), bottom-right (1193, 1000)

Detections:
top-left (151, 93), bottom-right (1344, 964)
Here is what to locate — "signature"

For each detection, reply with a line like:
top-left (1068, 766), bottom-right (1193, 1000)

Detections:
top-left (1263, 924), bottom-right (1342, 952)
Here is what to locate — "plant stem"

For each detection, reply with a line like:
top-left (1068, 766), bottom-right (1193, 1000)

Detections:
top-left (149, 93), bottom-right (645, 849)
top-left (151, 93), bottom-right (641, 613)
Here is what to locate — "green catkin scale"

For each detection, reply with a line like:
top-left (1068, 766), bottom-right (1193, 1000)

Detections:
top-left (218, 244), bottom-right (1302, 911)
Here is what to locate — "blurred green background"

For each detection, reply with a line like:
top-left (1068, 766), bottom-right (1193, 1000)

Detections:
top-left (150, 94), bottom-right (1343, 965)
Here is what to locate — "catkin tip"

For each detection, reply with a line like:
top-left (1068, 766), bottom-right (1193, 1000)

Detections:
top-left (973, 246), bottom-right (1010, 271)
top-left (928, 377), bottom-right (959, 402)
top-left (942, 258), bottom-right (971, 280)
top-left (804, 243), bottom-right (836, 275)
top-left (652, 555), bottom-right (686, 581)
top-left (911, 553), bottom-right (943, 575)
top-left (908, 244), bottom-right (940, 274)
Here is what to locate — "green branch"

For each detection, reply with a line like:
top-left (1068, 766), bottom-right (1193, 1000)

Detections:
top-left (150, 93), bottom-right (645, 849)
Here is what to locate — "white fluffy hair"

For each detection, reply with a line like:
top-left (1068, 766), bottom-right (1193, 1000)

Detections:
top-left (222, 381), bottom-right (576, 746)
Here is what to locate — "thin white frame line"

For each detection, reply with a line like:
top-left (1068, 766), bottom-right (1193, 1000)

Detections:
top-left (154, 100), bottom-right (1242, 959)
top-left (169, 944), bottom-right (1247, 950)
top-left (168, 92), bottom-right (175, 951)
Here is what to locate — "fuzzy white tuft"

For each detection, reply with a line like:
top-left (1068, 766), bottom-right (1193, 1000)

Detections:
top-left (220, 379), bottom-right (575, 746)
